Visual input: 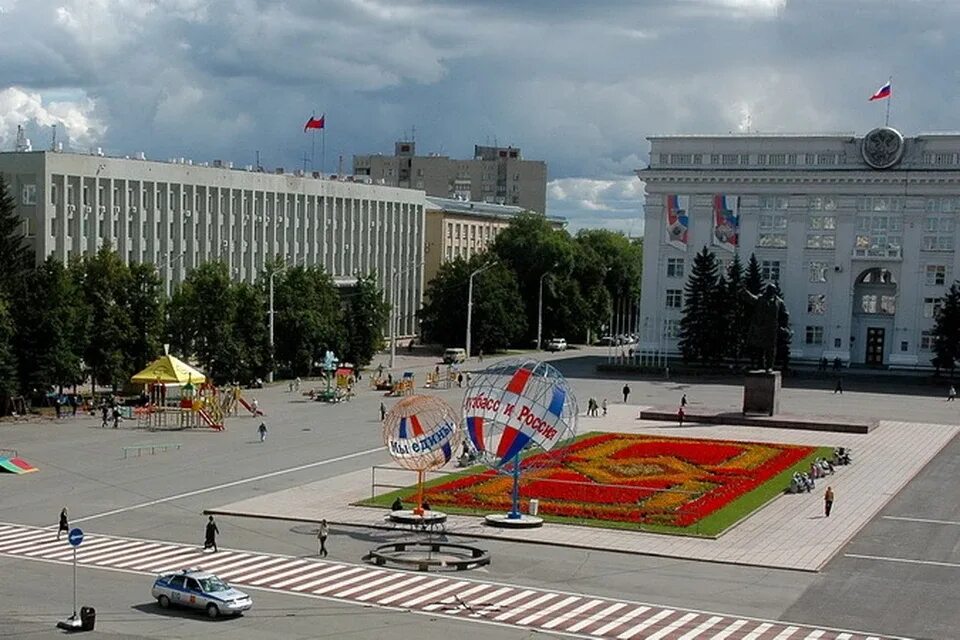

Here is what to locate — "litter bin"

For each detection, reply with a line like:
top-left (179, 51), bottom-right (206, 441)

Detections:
top-left (528, 499), bottom-right (539, 516)
top-left (79, 606), bottom-right (96, 631)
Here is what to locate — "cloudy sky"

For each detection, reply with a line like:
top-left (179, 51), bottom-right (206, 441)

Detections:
top-left (1, 0), bottom-right (958, 233)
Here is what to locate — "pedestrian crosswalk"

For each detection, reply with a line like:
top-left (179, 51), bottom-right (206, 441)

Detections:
top-left (0, 523), bottom-right (902, 640)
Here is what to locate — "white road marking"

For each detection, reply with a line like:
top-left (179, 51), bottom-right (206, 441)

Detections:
top-left (377, 577), bottom-right (447, 605)
top-left (516, 595), bottom-right (579, 626)
top-left (710, 619), bottom-right (749, 639)
top-left (225, 557), bottom-right (295, 582)
top-left (567, 601), bottom-right (626, 633)
top-left (43, 539), bottom-right (119, 559)
top-left (421, 582), bottom-right (494, 611)
top-left (400, 580), bottom-right (471, 608)
top-left (246, 559), bottom-right (308, 585)
top-left (678, 615), bottom-right (724, 639)
top-left (593, 605), bottom-right (650, 636)
top-left (494, 592), bottom-right (559, 622)
top-left (743, 622), bottom-right (774, 639)
top-left (355, 574), bottom-right (430, 602)
top-left (541, 597), bottom-right (605, 630)
top-left (74, 540), bottom-right (145, 563)
top-left (271, 563), bottom-right (343, 589)
top-left (333, 572), bottom-right (410, 599)
top-left (618, 608), bottom-right (675, 639)
top-left (71, 446), bottom-right (384, 524)
top-left (292, 566), bottom-right (366, 592)
top-left (884, 515), bottom-right (960, 526)
top-left (312, 570), bottom-right (384, 595)
top-left (845, 553), bottom-right (960, 569)
top-left (772, 626), bottom-right (800, 639)
top-left (805, 631), bottom-right (828, 639)
top-left (647, 612), bottom-right (699, 640)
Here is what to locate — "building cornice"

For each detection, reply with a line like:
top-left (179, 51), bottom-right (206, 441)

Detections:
top-left (637, 170), bottom-right (960, 187)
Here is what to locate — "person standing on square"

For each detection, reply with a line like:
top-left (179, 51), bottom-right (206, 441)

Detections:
top-left (622, 384), bottom-right (630, 403)
top-left (824, 486), bottom-right (834, 517)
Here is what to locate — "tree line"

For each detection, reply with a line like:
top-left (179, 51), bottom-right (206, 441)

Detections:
top-left (0, 178), bottom-right (388, 411)
top-left (419, 213), bottom-right (644, 353)
top-left (678, 247), bottom-right (791, 369)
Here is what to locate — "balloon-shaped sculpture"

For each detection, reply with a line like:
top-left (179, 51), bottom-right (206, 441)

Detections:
top-left (462, 358), bottom-right (578, 520)
top-left (383, 395), bottom-right (462, 515)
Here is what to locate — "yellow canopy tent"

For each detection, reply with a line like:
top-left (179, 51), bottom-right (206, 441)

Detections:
top-left (130, 354), bottom-right (207, 386)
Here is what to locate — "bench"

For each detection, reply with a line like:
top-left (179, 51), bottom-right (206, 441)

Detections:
top-left (122, 443), bottom-right (182, 458)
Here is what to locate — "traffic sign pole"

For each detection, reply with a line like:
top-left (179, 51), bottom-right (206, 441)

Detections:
top-left (67, 528), bottom-right (83, 620)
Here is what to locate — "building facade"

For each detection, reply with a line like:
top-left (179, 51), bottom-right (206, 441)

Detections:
top-left (422, 196), bottom-right (566, 285)
top-left (638, 128), bottom-right (960, 368)
top-left (353, 141), bottom-right (547, 214)
top-left (0, 150), bottom-right (426, 337)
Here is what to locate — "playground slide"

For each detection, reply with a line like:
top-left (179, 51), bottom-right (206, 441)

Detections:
top-left (237, 397), bottom-right (264, 417)
top-left (197, 409), bottom-right (224, 431)
top-left (0, 457), bottom-right (38, 474)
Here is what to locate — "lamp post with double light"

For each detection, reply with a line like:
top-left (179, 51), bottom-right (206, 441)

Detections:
top-left (536, 262), bottom-right (559, 351)
top-left (466, 260), bottom-right (498, 360)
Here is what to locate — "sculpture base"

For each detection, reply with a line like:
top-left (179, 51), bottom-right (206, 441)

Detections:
top-left (484, 513), bottom-right (543, 529)
top-left (742, 370), bottom-right (781, 416)
top-left (388, 510), bottom-right (447, 526)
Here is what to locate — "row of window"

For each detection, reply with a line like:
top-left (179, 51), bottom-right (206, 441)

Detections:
top-left (658, 151), bottom-right (960, 168)
top-left (667, 258), bottom-right (950, 286)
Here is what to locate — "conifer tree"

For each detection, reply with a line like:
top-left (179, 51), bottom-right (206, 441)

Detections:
top-left (932, 283), bottom-right (960, 375)
top-left (745, 253), bottom-right (763, 296)
top-left (722, 254), bottom-right (748, 364)
top-left (679, 246), bottom-right (722, 364)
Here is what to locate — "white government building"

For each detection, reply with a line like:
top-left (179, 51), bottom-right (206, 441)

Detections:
top-left (639, 127), bottom-right (960, 367)
top-left (0, 146), bottom-right (425, 338)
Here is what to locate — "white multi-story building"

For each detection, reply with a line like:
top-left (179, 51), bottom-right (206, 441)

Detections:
top-left (0, 150), bottom-right (425, 337)
top-left (638, 127), bottom-right (960, 367)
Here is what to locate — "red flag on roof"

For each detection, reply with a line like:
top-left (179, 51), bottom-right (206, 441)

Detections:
top-left (304, 115), bottom-right (325, 131)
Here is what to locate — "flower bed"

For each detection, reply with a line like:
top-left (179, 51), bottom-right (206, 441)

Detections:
top-left (363, 432), bottom-right (827, 537)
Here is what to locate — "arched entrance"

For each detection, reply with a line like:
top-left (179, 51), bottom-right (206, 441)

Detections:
top-left (851, 268), bottom-right (897, 366)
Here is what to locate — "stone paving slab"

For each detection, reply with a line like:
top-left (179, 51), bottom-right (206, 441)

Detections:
top-left (209, 405), bottom-right (959, 572)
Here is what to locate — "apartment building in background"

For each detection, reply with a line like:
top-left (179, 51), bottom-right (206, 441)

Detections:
top-left (353, 141), bottom-right (548, 214)
top-left (0, 150), bottom-right (426, 337)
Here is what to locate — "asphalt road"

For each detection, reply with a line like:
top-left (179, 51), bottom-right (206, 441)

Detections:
top-left (0, 347), bottom-right (956, 639)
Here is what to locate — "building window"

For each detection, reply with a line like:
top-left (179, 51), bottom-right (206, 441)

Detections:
top-left (806, 215), bottom-right (837, 249)
top-left (721, 153), bottom-right (739, 165)
top-left (924, 297), bottom-right (943, 318)
top-left (809, 261), bottom-right (829, 282)
top-left (834, 338), bottom-right (842, 348)
top-left (21, 184), bottom-right (37, 205)
top-left (665, 289), bottom-right (683, 308)
top-left (926, 265), bottom-right (947, 286)
top-left (805, 326), bottom-right (824, 345)
top-left (662, 319), bottom-right (680, 339)
top-left (768, 153), bottom-right (785, 165)
top-left (921, 331), bottom-right (934, 350)
top-left (860, 196), bottom-right (902, 212)
top-left (807, 294), bottom-right (827, 315)
top-left (760, 196), bottom-right (789, 210)
top-left (758, 213), bottom-right (787, 248)
top-left (926, 197), bottom-right (957, 212)
top-left (901, 341), bottom-right (909, 352)
top-left (809, 196), bottom-right (838, 211)
top-left (922, 215), bottom-right (955, 252)
top-left (760, 260), bottom-right (781, 283)
top-left (666, 258), bottom-right (685, 278)
top-left (855, 214), bottom-right (902, 257)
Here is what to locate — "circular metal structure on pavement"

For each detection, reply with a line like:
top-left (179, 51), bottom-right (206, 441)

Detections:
top-left (365, 541), bottom-right (490, 572)
top-left (484, 513), bottom-right (544, 529)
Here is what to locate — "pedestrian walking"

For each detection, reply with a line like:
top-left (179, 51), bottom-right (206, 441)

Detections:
top-left (678, 406), bottom-right (685, 427)
top-left (100, 403), bottom-right (109, 428)
top-left (204, 515), bottom-right (219, 552)
top-left (251, 398), bottom-right (259, 414)
top-left (57, 507), bottom-right (69, 540)
top-left (380, 402), bottom-right (387, 421)
top-left (834, 377), bottom-right (843, 394)
top-left (112, 404), bottom-right (121, 428)
top-left (457, 373), bottom-right (464, 388)
top-left (317, 519), bottom-right (329, 557)
top-left (478, 349), bottom-right (483, 362)
top-left (55, 396), bottom-right (62, 419)
top-left (601, 398), bottom-right (608, 417)
top-left (257, 422), bottom-right (267, 442)
top-left (295, 376), bottom-right (302, 392)
top-left (824, 486), bottom-right (834, 517)
top-left (622, 384), bottom-right (630, 403)
top-left (681, 393), bottom-right (687, 408)
top-left (949, 385), bottom-right (956, 402)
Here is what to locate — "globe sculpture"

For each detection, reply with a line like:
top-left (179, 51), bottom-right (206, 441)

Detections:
top-left (462, 358), bottom-right (578, 522)
top-left (382, 395), bottom-right (463, 516)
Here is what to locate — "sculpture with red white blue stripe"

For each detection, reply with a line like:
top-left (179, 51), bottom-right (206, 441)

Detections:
top-left (462, 358), bottom-right (578, 523)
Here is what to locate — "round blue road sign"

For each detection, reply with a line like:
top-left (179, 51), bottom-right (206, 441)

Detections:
top-left (67, 528), bottom-right (83, 547)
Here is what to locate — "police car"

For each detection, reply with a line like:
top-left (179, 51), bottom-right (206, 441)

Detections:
top-left (151, 568), bottom-right (253, 618)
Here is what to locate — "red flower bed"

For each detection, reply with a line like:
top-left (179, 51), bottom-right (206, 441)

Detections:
top-left (422, 433), bottom-right (816, 529)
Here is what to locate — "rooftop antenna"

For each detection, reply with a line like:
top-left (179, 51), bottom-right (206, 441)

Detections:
top-left (51, 124), bottom-right (57, 151)
top-left (338, 154), bottom-right (343, 175)
top-left (255, 149), bottom-right (261, 171)
top-left (15, 125), bottom-right (31, 152)
top-left (411, 125), bottom-right (416, 142)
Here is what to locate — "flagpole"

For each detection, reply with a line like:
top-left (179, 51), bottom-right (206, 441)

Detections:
top-left (321, 125), bottom-right (326, 175)
top-left (884, 76), bottom-right (892, 127)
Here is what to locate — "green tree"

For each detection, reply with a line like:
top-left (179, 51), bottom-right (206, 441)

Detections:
top-left (932, 283), bottom-right (960, 375)
top-left (0, 175), bottom-right (31, 297)
top-left (72, 245), bottom-right (134, 391)
top-left (343, 274), bottom-right (389, 368)
top-left (14, 257), bottom-right (87, 392)
top-left (232, 282), bottom-right (270, 383)
top-left (420, 255), bottom-right (526, 352)
top-left (721, 254), bottom-right (749, 364)
top-left (772, 281), bottom-right (793, 370)
top-left (573, 231), bottom-right (642, 342)
top-left (123, 263), bottom-right (165, 373)
top-left (678, 246), bottom-right (722, 364)
top-left (745, 253), bottom-right (763, 296)
top-left (0, 295), bottom-right (17, 414)
top-left (167, 262), bottom-right (239, 382)
top-left (273, 266), bottom-right (343, 376)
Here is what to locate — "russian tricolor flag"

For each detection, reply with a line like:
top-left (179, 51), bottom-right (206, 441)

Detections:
top-left (869, 81), bottom-right (891, 101)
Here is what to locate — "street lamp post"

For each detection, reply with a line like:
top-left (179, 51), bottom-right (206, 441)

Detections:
top-left (466, 260), bottom-right (498, 360)
top-left (389, 261), bottom-right (424, 370)
top-left (536, 264), bottom-right (559, 351)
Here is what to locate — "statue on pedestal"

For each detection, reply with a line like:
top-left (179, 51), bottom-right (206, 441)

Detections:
top-left (745, 283), bottom-right (789, 371)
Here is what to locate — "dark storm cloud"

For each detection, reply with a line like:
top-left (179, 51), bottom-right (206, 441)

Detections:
top-left (0, 0), bottom-right (958, 231)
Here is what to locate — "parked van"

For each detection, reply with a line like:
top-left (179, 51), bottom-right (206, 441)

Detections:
top-left (443, 348), bottom-right (467, 364)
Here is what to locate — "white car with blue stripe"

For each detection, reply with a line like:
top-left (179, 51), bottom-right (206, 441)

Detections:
top-left (151, 568), bottom-right (252, 618)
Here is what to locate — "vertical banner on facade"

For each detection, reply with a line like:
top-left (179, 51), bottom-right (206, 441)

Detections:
top-left (712, 194), bottom-right (740, 252)
top-left (664, 195), bottom-right (689, 251)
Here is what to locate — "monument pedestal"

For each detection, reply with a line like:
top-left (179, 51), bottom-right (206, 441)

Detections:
top-left (743, 370), bottom-right (781, 416)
